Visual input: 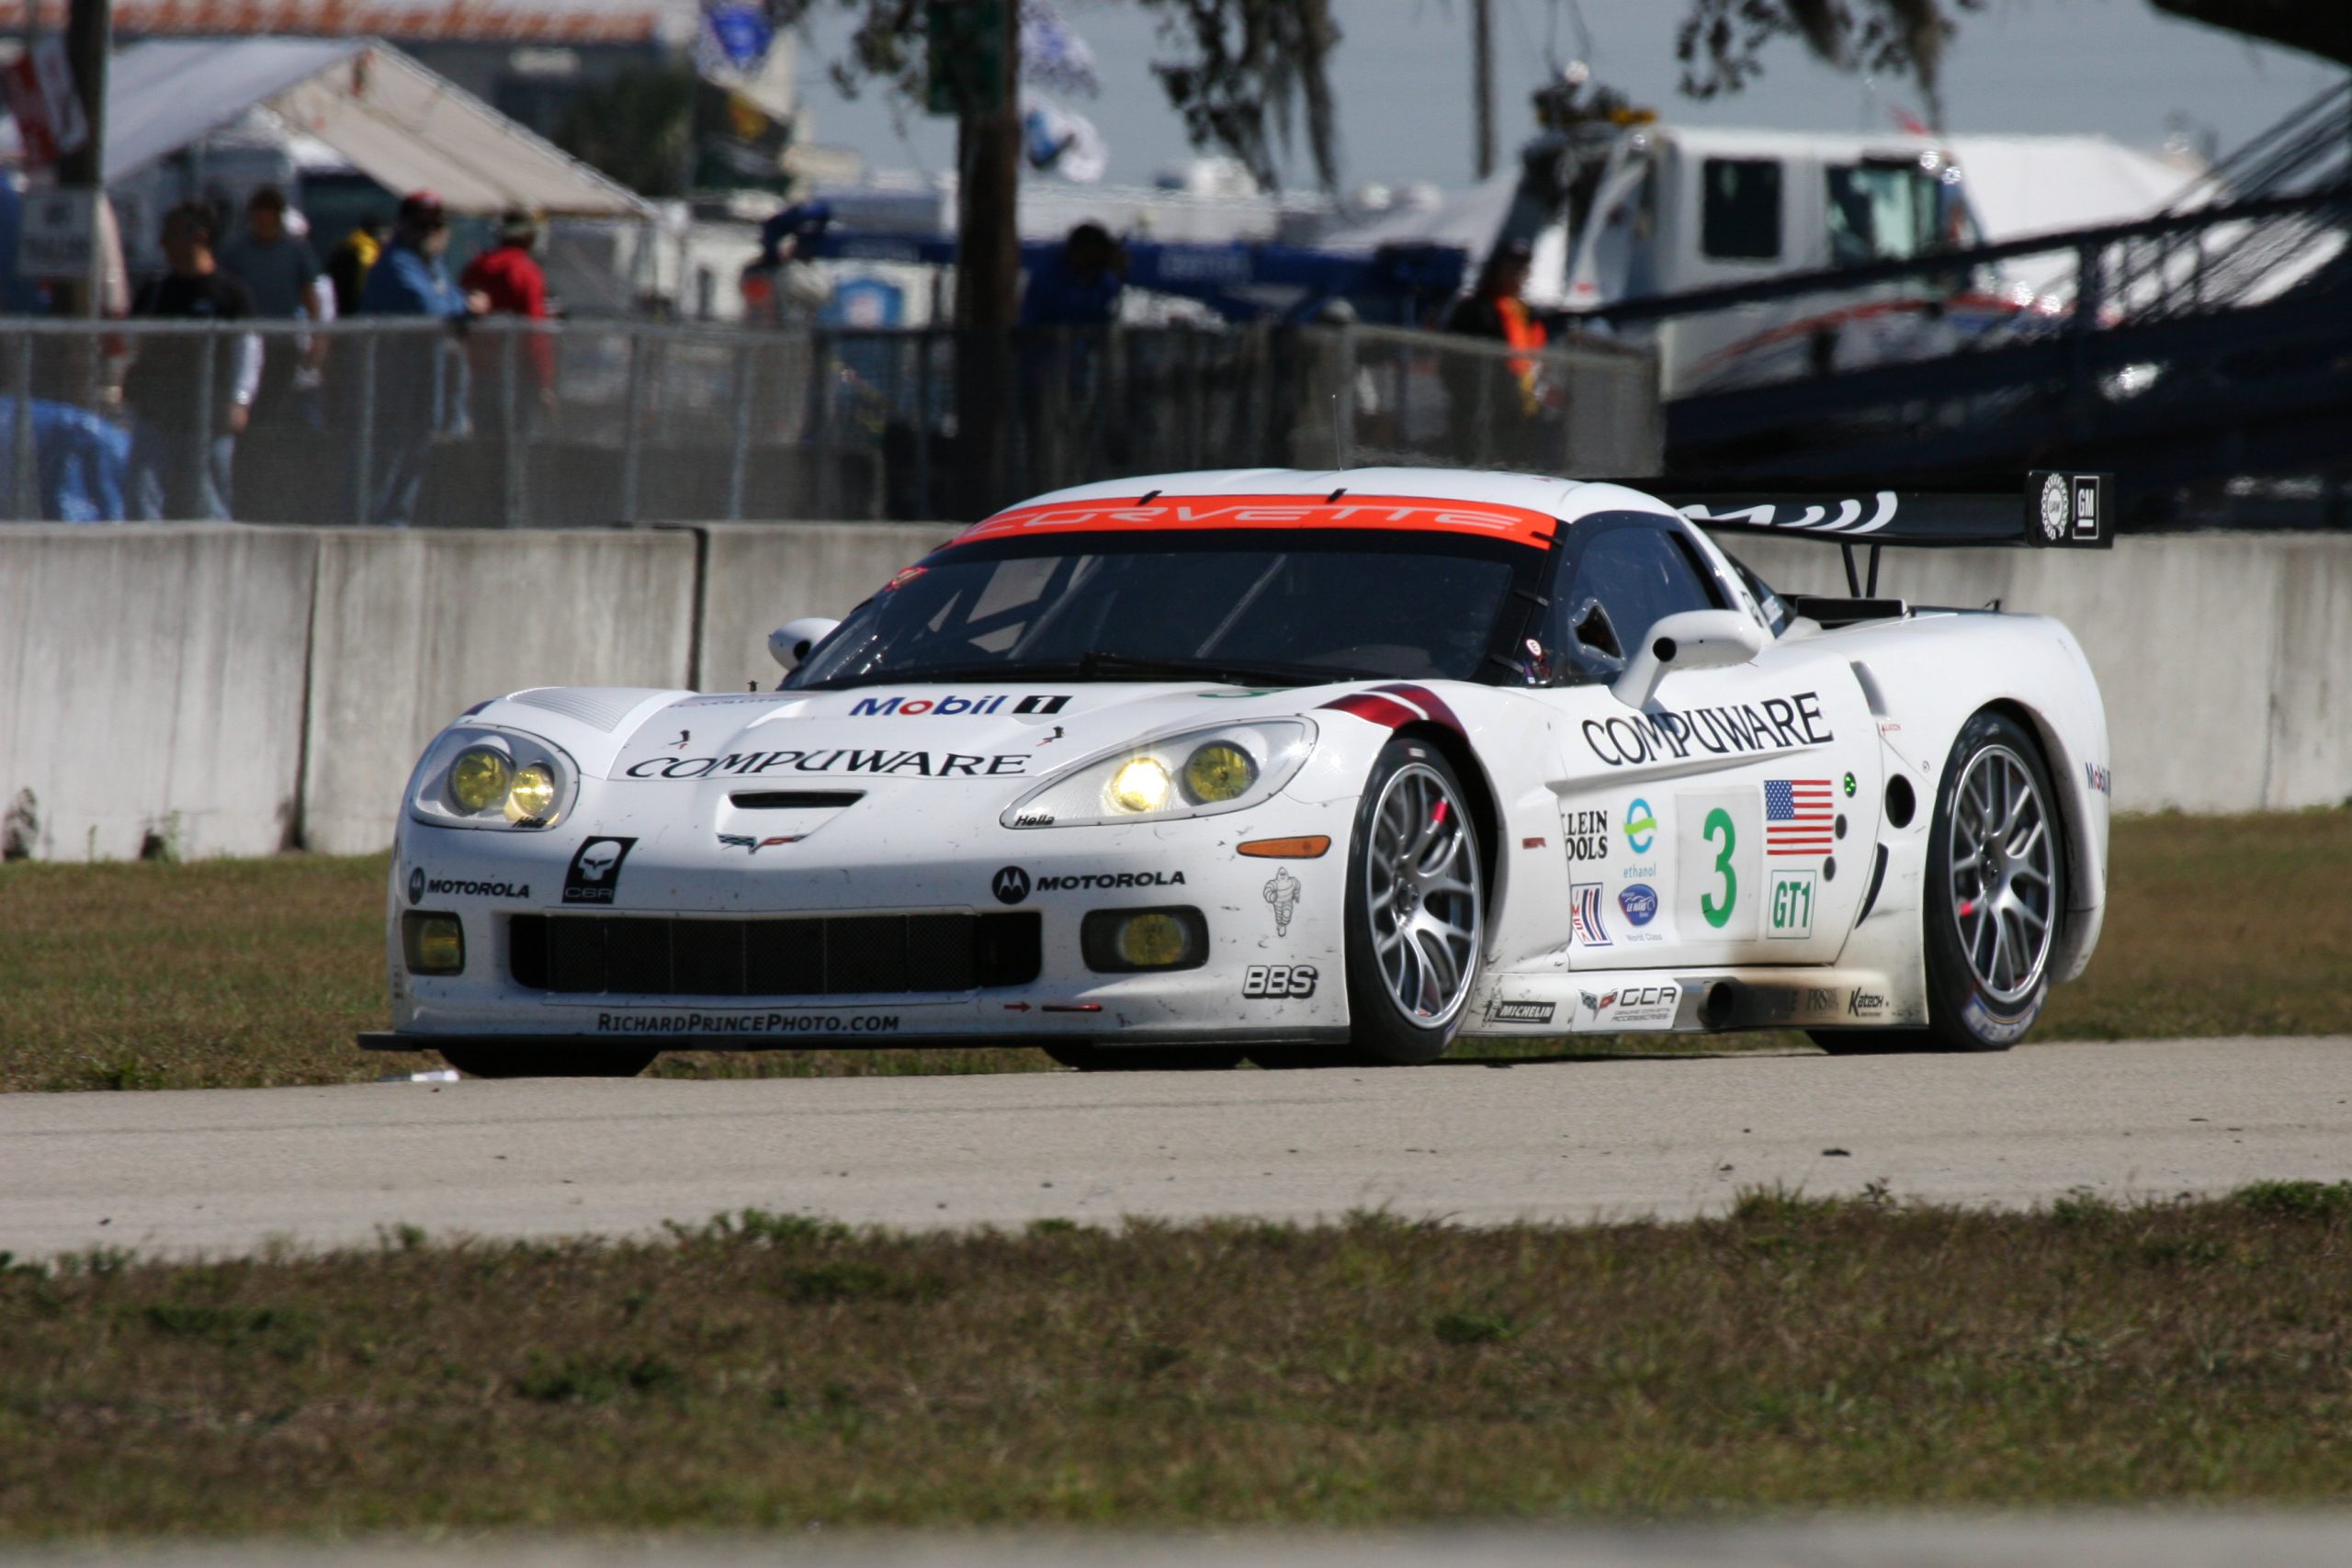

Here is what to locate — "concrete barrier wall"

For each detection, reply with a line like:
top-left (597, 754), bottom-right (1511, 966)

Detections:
top-left (691, 522), bottom-right (949, 694)
top-left (2, 525), bottom-right (2345, 862)
top-left (302, 531), bottom-right (700, 855)
top-left (1732, 534), bottom-right (2352, 815)
top-left (0, 525), bottom-right (319, 860)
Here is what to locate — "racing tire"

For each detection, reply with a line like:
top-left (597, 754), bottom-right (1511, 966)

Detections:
top-left (1039, 1043), bottom-right (1244, 1071)
top-left (1340, 737), bottom-right (1486, 1066)
top-left (436, 1044), bottom-right (660, 1078)
top-left (1812, 710), bottom-right (2067, 1056)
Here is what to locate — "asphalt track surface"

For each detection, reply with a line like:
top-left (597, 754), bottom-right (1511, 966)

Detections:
top-left (5, 1035), bottom-right (2350, 1259)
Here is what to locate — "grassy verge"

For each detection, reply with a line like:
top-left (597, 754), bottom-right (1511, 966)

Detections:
top-left (0, 810), bottom-right (2345, 1092)
top-left (6, 1184), bottom-right (2352, 1535)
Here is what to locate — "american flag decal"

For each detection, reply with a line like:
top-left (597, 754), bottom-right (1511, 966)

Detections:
top-left (1765, 779), bottom-right (1835, 857)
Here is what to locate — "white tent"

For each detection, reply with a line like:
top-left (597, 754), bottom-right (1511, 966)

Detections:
top-left (105, 37), bottom-right (651, 219)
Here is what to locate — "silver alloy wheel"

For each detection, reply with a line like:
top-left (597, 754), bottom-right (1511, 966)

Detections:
top-left (1363, 761), bottom-right (1482, 1027)
top-left (1947, 742), bottom-right (2058, 1004)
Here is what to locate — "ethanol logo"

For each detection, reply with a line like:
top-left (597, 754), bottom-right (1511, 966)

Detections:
top-left (1623, 797), bottom-right (1657, 854)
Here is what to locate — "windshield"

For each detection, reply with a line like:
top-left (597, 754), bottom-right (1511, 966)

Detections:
top-left (788, 532), bottom-right (1532, 690)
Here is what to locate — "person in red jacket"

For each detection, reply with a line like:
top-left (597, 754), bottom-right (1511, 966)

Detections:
top-left (461, 209), bottom-right (555, 430)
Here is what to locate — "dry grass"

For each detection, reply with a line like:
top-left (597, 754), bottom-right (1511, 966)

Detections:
top-left (0, 810), bottom-right (2345, 1092)
top-left (6, 1185), bottom-right (2352, 1535)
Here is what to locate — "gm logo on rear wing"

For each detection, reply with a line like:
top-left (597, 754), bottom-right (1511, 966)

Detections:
top-left (1666, 472), bottom-right (2115, 549)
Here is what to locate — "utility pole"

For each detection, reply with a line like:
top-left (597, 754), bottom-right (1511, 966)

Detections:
top-left (60, 0), bottom-right (108, 318)
top-left (952, 0), bottom-right (1019, 515)
top-left (1471, 0), bottom-right (1495, 180)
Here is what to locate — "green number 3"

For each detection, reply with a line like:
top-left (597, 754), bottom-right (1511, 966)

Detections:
top-left (1702, 807), bottom-right (1737, 929)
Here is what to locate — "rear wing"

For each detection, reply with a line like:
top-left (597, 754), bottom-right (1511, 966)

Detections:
top-left (1643, 471), bottom-right (2113, 596)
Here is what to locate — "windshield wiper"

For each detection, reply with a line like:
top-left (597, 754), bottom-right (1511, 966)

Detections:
top-left (796, 654), bottom-right (1358, 692)
top-left (1072, 650), bottom-right (1359, 688)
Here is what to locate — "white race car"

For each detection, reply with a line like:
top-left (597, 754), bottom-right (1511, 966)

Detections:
top-left (364, 467), bottom-right (2114, 1076)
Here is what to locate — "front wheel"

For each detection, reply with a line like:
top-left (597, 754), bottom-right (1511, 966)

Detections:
top-left (1342, 738), bottom-right (1485, 1066)
top-left (1813, 709), bottom-right (2066, 1055)
top-left (437, 1044), bottom-right (659, 1078)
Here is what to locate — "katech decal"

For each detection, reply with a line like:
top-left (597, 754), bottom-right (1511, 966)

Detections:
top-left (626, 749), bottom-right (1031, 780)
top-left (1487, 998), bottom-right (1555, 1024)
top-left (594, 1011), bottom-right (899, 1035)
top-left (848, 693), bottom-right (1069, 717)
top-left (1242, 964), bottom-right (1318, 999)
top-left (1848, 989), bottom-right (1889, 1019)
top-left (410, 871), bottom-right (531, 902)
top-left (563, 837), bottom-right (637, 905)
top-left (1263, 866), bottom-right (1302, 936)
top-left (1582, 692), bottom-right (1834, 767)
top-left (1561, 807), bottom-right (1611, 864)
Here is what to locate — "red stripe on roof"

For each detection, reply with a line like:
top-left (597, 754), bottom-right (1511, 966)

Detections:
top-left (956, 493), bottom-right (1558, 549)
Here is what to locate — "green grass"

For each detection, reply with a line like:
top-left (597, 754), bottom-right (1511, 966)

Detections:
top-left (6, 1186), bottom-right (2352, 1535)
top-left (0, 810), bottom-right (2346, 1092)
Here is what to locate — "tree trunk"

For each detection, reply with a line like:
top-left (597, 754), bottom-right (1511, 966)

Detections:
top-left (953, 0), bottom-right (1022, 519)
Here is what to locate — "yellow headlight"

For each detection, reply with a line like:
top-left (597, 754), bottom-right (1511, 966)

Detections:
top-left (449, 747), bottom-right (512, 813)
top-left (1116, 911), bottom-right (1193, 968)
top-left (1182, 741), bottom-right (1257, 803)
top-left (1107, 756), bottom-right (1172, 814)
top-left (505, 762), bottom-right (557, 823)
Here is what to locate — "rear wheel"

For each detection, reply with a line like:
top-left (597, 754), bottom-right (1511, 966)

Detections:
top-left (1040, 1043), bottom-right (1244, 1072)
top-left (437, 1044), bottom-right (659, 1078)
top-left (1341, 738), bottom-right (1485, 1066)
top-left (1813, 710), bottom-right (2065, 1055)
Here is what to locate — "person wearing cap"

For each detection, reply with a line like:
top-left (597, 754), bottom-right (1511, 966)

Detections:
top-left (1442, 237), bottom-right (1555, 468)
top-left (220, 186), bottom-right (334, 520)
top-left (124, 202), bottom-right (261, 519)
top-left (460, 209), bottom-right (555, 431)
top-left (353, 190), bottom-right (487, 525)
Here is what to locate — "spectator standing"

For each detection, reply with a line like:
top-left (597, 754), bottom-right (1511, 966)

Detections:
top-left (324, 215), bottom-right (385, 319)
top-left (219, 186), bottom-right (329, 422)
top-left (354, 190), bottom-right (481, 525)
top-left (1018, 221), bottom-right (1125, 327)
top-left (460, 209), bottom-right (555, 433)
top-left (123, 203), bottom-right (258, 519)
top-left (220, 186), bottom-right (333, 521)
top-left (1441, 238), bottom-right (1555, 468)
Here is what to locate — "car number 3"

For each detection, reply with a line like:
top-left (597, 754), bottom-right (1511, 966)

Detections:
top-left (1701, 807), bottom-right (1737, 929)
top-left (1243, 964), bottom-right (1318, 998)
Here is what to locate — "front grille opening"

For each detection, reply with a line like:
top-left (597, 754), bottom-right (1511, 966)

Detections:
top-left (729, 791), bottom-right (865, 809)
top-left (509, 911), bottom-right (1040, 998)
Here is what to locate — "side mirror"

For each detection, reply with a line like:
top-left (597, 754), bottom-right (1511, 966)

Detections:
top-left (768, 616), bottom-right (841, 672)
top-left (1611, 609), bottom-right (1767, 709)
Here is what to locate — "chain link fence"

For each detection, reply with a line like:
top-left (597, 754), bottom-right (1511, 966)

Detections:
top-left (0, 316), bottom-right (1659, 526)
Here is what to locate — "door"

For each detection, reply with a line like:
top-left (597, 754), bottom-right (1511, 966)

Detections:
top-left (1534, 513), bottom-right (1883, 969)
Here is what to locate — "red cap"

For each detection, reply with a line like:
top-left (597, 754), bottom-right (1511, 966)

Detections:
top-left (398, 188), bottom-right (446, 227)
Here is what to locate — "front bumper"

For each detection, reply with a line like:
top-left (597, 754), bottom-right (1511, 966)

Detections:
top-left (382, 794), bottom-right (1357, 1049)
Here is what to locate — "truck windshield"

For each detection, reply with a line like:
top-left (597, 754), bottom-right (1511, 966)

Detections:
top-left (788, 531), bottom-right (1529, 690)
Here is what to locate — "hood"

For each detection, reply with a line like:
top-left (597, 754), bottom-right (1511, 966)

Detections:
top-left (605, 682), bottom-right (1320, 787)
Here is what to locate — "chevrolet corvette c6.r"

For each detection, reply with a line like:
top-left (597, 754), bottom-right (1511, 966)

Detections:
top-left (365, 466), bottom-right (2114, 1075)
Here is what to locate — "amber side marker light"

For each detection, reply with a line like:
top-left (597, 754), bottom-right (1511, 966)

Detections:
top-left (1238, 835), bottom-right (1331, 859)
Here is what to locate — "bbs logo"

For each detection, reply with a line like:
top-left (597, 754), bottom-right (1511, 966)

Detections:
top-left (1242, 964), bottom-right (1318, 999)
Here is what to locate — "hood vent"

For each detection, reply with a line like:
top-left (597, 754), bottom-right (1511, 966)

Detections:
top-left (730, 791), bottom-right (865, 810)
